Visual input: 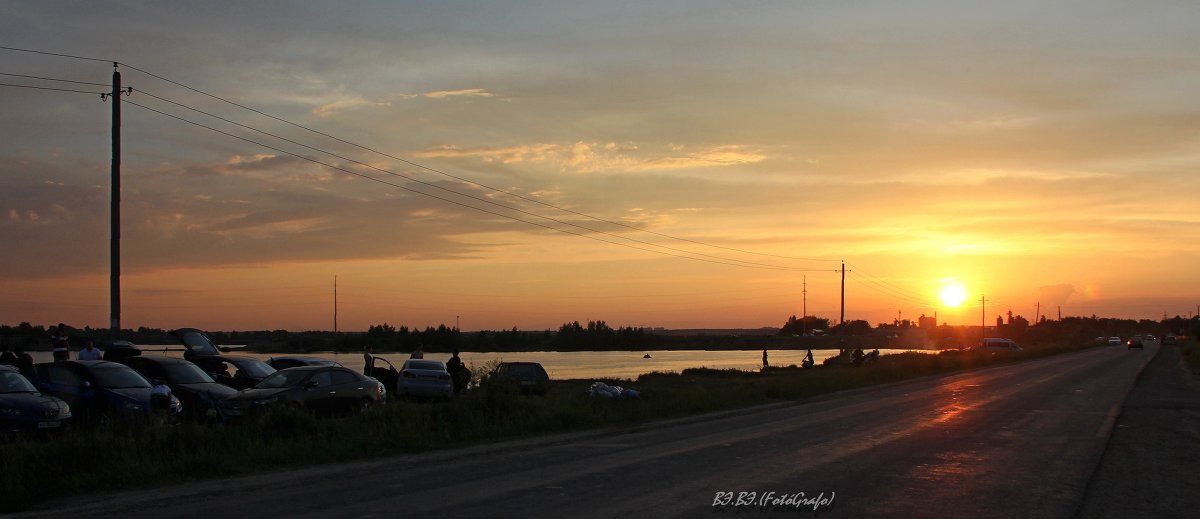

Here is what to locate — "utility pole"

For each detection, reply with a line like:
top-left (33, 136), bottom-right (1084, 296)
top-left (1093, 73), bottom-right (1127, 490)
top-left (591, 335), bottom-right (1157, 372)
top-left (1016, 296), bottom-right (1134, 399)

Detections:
top-left (1035, 301), bottom-right (1041, 324)
top-left (802, 275), bottom-right (807, 336)
top-left (980, 295), bottom-right (986, 346)
top-left (103, 63), bottom-right (131, 337)
top-left (840, 261), bottom-right (847, 325)
top-left (1058, 306), bottom-right (1061, 321)
top-left (333, 275), bottom-right (338, 333)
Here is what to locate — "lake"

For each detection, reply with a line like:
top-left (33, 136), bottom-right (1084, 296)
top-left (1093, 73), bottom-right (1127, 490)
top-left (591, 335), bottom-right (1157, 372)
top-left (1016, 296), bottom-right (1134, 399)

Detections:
top-left (27, 347), bottom-right (938, 380)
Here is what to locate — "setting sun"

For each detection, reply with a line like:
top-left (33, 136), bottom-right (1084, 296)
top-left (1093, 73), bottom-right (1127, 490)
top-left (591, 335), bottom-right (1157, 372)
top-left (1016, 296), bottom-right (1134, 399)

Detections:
top-left (939, 283), bottom-right (968, 308)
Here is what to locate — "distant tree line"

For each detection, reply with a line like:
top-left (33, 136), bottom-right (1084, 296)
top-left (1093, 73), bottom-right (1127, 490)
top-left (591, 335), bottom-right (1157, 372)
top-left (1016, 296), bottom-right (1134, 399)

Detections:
top-left (3, 313), bottom-right (1197, 354)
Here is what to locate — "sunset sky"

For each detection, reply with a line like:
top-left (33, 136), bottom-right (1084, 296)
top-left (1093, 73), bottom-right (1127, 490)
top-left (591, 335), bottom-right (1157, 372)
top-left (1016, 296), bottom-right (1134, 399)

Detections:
top-left (1, 1), bottom-right (1197, 332)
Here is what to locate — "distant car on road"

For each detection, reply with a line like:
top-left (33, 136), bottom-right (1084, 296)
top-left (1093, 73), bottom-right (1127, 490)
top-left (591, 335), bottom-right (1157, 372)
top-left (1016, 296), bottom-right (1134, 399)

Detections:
top-left (396, 359), bottom-right (453, 399)
top-left (267, 356), bottom-right (342, 371)
top-left (1126, 338), bottom-right (1144, 350)
top-left (1107, 337), bottom-right (1122, 346)
top-left (117, 355), bottom-right (237, 422)
top-left (0, 365), bottom-right (72, 436)
top-left (31, 360), bottom-right (182, 425)
top-left (979, 338), bottom-right (1022, 352)
top-left (219, 365), bottom-right (384, 418)
top-left (490, 362), bottom-right (551, 395)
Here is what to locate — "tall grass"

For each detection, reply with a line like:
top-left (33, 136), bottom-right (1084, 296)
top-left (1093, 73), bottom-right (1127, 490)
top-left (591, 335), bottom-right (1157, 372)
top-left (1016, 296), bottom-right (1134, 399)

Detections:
top-left (0, 342), bottom-right (1092, 512)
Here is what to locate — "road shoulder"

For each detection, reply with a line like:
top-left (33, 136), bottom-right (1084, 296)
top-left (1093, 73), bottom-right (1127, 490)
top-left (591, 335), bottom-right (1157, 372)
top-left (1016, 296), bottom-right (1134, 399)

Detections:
top-left (1076, 344), bottom-right (1200, 518)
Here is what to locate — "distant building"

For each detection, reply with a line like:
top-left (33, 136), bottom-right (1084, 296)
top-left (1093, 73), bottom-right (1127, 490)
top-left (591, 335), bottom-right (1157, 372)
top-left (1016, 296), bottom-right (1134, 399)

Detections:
top-left (918, 314), bottom-right (937, 330)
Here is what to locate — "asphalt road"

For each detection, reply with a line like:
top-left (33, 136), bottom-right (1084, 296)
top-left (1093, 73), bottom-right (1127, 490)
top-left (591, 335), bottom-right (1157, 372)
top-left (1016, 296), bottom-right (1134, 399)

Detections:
top-left (21, 345), bottom-right (1156, 518)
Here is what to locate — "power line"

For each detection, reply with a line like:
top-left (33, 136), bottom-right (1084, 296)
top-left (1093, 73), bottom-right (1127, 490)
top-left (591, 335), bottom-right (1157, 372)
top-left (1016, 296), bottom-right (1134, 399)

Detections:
top-left (132, 88), bottom-right (832, 272)
top-left (0, 45), bottom-right (112, 63)
top-left (0, 71), bottom-right (109, 86)
top-left (124, 98), bottom-right (829, 272)
top-left (1, 45), bottom-right (839, 265)
top-left (0, 81), bottom-right (105, 95)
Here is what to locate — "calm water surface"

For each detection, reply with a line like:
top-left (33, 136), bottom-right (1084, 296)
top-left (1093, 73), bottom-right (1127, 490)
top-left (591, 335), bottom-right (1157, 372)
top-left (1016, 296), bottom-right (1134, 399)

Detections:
top-left (30, 347), bottom-right (938, 380)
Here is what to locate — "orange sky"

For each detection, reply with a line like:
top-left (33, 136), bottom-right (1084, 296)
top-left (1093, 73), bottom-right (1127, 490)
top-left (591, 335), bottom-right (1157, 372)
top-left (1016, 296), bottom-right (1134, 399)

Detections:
top-left (2, 2), bottom-right (1198, 331)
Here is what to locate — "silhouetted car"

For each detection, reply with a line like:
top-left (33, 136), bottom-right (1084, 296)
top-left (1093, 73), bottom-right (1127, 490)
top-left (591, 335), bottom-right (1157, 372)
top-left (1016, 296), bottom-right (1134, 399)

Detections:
top-left (1, 365), bottom-right (72, 436)
top-left (30, 360), bottom-right (181, 424)
top-left (194, 355), bottom-right (277, 390)
top-left (219, 366), bottom-right (384, 418)
top-left (267, 356), bottom-right (342, 370)
top-left (117, 356), bottom-right (237, 422)
top-left (979, 338), bottom-right (1022, 352)
top-left (396, 359), bottom-right (453, 399)
top-left (1127, 338), bottom-right (1144, 350)
top-left (490, 362), bottom-right (550, 395)
top-left (101, 340), bottom-right (142, 361)
top-left (176, 327), bottom-right (223, 362)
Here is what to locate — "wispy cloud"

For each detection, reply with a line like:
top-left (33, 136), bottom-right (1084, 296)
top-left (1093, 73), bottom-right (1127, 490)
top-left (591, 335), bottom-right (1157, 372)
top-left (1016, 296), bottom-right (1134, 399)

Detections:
top-left (414, 142), bottom-right (767, 173)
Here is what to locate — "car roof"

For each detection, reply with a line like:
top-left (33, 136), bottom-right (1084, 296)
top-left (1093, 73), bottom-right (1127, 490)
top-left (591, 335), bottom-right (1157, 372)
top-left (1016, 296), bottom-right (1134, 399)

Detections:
top-left (129, 355), bottom-right (192, 364)
top-left (500, 361), bottom-right (544, 367)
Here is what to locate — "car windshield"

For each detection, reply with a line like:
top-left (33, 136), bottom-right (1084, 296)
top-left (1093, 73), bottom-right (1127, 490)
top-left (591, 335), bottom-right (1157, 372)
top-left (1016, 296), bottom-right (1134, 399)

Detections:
top-left (162, 363), bottom-right (215, 384)
top-left (406, 361), bottom-right (444, 371)
top-left (180, 330), bottom-right (220, 356)
top-left (254, 369), bottom-right (313, 389)
top-left (0, 371), bottom-right (38, 393)
top-left (92, 366), bottom-right (152, 389)
top-left (504, 364), bottom-right (542, 377)
top-left (235, 360), bottom-right (276, 378)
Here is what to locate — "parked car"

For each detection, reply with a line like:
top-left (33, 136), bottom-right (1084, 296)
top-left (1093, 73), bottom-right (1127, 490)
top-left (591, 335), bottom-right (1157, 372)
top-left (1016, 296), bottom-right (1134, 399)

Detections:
top-left (978, 338), bottom-right (1022, 352)
top-left (365, 356), bottom-right (399, 397)
top-left (117, 356), bottom-right (237, 422)
top-left (267, 356), bottom-right (342, 370)
top-left (1127, 338), bottom-right (1144, 350)
top-left (490, 362), bottom-right (551, 395)
top-left (1107, 337), bottom-right (1122, 346)
top-left (219, 366), bottom-right (384, 418)
top-left (101, 339), bottom-right (142, 361)
top-left (193, 355), bottom-right (277, 390)
top-left (175, 327), bottom-right (223, 361)
top-left (1, 365), bottom-right (72, 436)
top-left (396, 359), bottom-right (453, 399)
top-left (30, 360), bottom-right (182, 424)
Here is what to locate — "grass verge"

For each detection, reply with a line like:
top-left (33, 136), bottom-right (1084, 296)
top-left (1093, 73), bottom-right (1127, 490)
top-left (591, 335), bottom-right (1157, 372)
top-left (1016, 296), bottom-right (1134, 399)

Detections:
top-left (1, 343), bottom-right (1092, 512)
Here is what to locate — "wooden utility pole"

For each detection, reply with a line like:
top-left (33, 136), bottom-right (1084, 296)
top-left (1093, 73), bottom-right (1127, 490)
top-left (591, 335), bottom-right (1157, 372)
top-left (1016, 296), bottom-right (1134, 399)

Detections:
top-left (333, 275), bottom-right (338, 333)
top-left (802, 275), bottom-right (807, 336)
top-left (839, 262), bottom-right (846, 325)
top-left (980, 295), bottom-right (986, 347)
top-left (104, 63), bottom-right (131, 336)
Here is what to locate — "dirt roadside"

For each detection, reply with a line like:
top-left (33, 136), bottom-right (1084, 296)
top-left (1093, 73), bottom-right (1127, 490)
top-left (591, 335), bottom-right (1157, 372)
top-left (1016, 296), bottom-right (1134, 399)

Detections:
top-left (1076, 344), bottom-right (1200, 518)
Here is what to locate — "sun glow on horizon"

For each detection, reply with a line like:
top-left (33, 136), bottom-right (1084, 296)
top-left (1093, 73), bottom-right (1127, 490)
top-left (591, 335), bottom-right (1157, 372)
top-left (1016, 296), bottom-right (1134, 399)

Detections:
top-left (939, 282), bottom-right (968, 308)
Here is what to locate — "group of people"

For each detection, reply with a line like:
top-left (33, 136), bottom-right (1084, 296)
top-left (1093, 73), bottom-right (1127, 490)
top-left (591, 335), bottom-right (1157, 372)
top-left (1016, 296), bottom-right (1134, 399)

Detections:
top-left (0, 324), bottom-right (105, 375)
top-left (762, 348), bottom-right (818, 369)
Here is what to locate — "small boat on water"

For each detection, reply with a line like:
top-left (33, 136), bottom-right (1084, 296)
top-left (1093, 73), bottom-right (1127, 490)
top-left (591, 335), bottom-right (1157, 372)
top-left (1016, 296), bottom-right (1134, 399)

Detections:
top-left (643, 353), bottom-right (652, 359)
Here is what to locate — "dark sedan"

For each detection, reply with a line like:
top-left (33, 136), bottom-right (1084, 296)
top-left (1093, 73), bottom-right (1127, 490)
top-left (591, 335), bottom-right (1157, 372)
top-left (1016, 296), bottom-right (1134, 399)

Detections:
top-left (1, 365), bottom-right (72, 436)
top-left (118, 356), bottom-right (237, 423)
top-left (220, 366), bottom-right (384, 418)
top-left (192, 355), bottom-right (277, 390)
top-left (490, 362), bottom-right (550, 395)
top-left (31, 360), bottom-right (182, 425)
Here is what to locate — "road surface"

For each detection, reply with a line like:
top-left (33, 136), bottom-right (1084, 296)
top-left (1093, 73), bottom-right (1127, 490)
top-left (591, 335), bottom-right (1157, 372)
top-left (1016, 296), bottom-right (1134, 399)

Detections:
top-left (22, 344), bottom-right (1156, 518)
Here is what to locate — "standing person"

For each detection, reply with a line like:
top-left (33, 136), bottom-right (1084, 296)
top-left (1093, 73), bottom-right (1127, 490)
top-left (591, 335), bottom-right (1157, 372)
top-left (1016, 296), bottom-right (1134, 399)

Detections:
top-left (14, 346), bottom-right (34, 377)
top-left (446, 350), bottom-right (468, 395)
top-left (0, 344), bottom-right (16, 366)
top-left (77, 338), bottom-right (102, 360)
top-left (410, 343), bottom-right (424, 359)
top-left (362, 346), bottom-right (374, 376)
top-left (51, 324), bottom-right (70, 361)
top-left (762, 349), bottom-right (769, 369)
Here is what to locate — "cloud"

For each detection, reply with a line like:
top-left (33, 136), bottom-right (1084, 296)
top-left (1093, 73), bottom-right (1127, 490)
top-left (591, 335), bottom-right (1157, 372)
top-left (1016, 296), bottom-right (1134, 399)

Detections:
top-left (413, 142), bottom-right (767, 173)
top-left (421, 88), bottom-right (496, 99)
